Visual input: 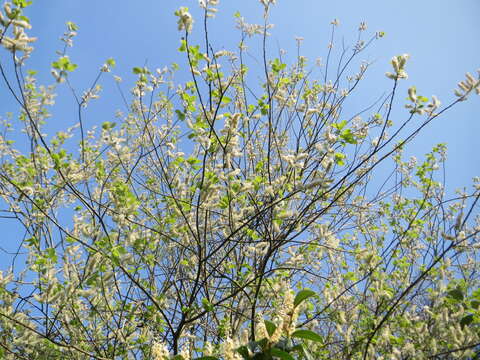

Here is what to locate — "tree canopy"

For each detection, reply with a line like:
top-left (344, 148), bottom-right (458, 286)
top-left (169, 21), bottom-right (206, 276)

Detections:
top-left (0, 0), bottom-right (480, 359)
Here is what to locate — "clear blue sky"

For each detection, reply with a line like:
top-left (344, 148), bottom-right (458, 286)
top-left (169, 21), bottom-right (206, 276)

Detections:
top-left (0, 1), bottom-right (478, 265)
top-left (18, 0), bottom-right (479, 191)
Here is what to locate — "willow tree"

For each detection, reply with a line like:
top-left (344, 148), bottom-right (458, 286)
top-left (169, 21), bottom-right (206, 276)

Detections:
top-left (0, 0), bottom-right (479, 359)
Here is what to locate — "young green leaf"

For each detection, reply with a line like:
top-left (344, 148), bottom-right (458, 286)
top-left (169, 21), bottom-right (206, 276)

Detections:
top-left (448, 288), bottom-right (464, 302)
top-left (291, 329), bottom-right (323, 343)
top-left (264, 319), bottom-right (277, 337)
top-left (66, 21), bottom-right (79, 31)
top-left (271, 348), bottom-right (294, 360)
top-left (106, 58), bottom-right (116, 67)
top-left (294, 289), bottom-right (316, 307)
top-left (460, 314), bottom-right (474, 328)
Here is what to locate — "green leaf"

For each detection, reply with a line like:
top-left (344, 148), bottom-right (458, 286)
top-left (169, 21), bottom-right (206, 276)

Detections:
top-left (294, 289), bottom-right (316, 307)
top-left (460, 314), bottom-right (474, 328)
top-left (106, 58), bottom-right (116, 67)
top-left (66, 21), bottom-right (79, 31)
top-left (194, 357), bottom-right (219, 360)
top-left (201, 298), bottom-right (214, 312)
top-left (291, 329), bottom-right (323, 343)
top-left (25, 237), bottom-right (38, 247)
top-left (272, 58), bottom-right (286, 73)
top-left (13, 0), bottom-right (32, 8)
top-left (252, 353), bottom-right (269, 360)
top-left (340, 129), bottom-right (357, 144)
top-left (236, 345), bottom-right (250, 359)
top-left (45, 248), bottom-right (58, 263)
top-left (187, 157), bottom-right (200, 166)
top-left (65, 63), bottom-right (77, 72)
top-left (175, 109), bottom-right (186, 121)
top-left (271, 348), bottom-right (294, 360)
top-left (471, 288), bottom-right (480, 299)
top-left (334, 152), bottom-right (346, 166)
top-left (52, 56), bottom-right (77, 72)
top-left (133, 66), bottom-right (150, 75)
top-left (448, 288), bottom-right (464, 302)
top-left (19, 15), bottom-right (30, 23)
top-left (102, 121), bottom-right (116, 130)
top-left (332, 120), bottom-right (347, 130)
top-left (178, 40), bottom-right (187, 52)
top-left (264, 319), bottom-right (277, 337)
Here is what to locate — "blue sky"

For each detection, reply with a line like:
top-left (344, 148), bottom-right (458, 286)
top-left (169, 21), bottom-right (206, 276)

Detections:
top-left (0, 1), bottom-right (478, 264)
top-left (17, 0), bottom-right (478, 191)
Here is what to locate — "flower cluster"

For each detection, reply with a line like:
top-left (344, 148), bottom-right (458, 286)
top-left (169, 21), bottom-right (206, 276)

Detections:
top-left (385, 53), bottom-right (409, 80)
top-left (454, 70), bottom-right (480, 100)
top-left (152, 342), bottom-right (170, 360)
top-left (175, 7), bottom-right (194, 32)
top-left (0, 2), bottom-right (479, 360)
top-left (199, 0), bottom-right (219, 18)
top-left (0, 2), bottom-right (36, 55)
top-left (405, 86), bottom-right (441, 115)
top-left (259, 0), bottom-right (277, 8)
